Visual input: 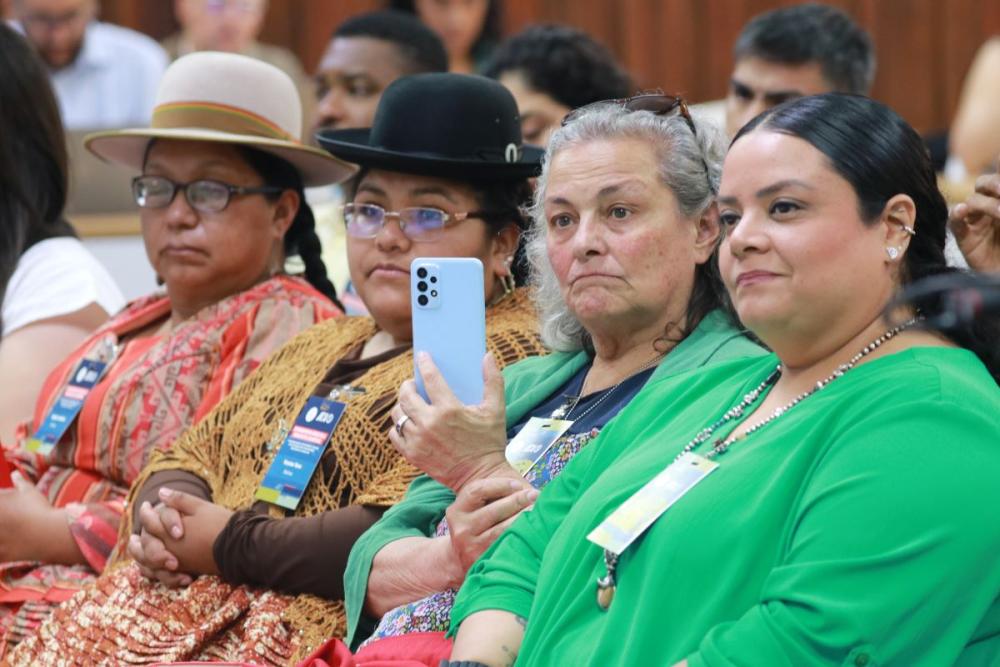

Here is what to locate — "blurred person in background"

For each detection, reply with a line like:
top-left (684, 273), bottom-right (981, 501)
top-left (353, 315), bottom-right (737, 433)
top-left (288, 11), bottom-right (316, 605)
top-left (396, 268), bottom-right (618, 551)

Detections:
top-left (0, 24), bottom-right (123, 446)
top-left (389, 0), bottom-right (499, 74)
top-left (163, 0), bottom-right (309, 128)
top-left (483, 23), bottom-right (632, 148)
top-left (949, 158), bottom-right (1000, 274)
top-left (310, 10), bottom-right (448, 311)
top-left (10, 0), bottom-right (167, 129)
top-left (694, 2), bottom-right (875, 138)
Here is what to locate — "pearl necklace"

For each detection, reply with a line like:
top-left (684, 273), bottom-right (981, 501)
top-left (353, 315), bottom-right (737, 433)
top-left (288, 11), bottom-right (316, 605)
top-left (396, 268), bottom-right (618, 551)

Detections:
top-left (595, 317), bottom-right (919, 611)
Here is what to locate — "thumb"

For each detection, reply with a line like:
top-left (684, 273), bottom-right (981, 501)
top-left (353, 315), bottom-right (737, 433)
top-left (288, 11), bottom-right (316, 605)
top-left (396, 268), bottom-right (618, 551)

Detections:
top-left (159, 487), bottom-right (203, 515)
top-left (10, 471), bottom-right (31, 492)
top-left (481, 352), bottom-right (505, 409)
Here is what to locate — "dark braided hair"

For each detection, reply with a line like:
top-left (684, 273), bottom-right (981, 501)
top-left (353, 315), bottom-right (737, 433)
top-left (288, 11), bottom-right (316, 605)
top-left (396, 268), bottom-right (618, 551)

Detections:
top-left (237, 147), bottom-right (342, 310)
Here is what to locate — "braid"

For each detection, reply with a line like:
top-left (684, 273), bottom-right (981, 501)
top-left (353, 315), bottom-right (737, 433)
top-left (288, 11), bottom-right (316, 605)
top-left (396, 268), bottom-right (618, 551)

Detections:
top-left (286, 201), bottom-right (343, 311)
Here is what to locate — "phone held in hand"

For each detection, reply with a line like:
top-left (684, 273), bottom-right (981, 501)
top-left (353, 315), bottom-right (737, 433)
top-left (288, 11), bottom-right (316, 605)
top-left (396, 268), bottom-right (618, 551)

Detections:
top-left (411, 258), bottom-right (486, 405)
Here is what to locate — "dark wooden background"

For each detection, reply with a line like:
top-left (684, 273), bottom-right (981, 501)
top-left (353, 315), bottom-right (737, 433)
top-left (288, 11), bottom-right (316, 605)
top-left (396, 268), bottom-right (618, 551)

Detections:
top-left (97, 0), bottom-right (1000, 134)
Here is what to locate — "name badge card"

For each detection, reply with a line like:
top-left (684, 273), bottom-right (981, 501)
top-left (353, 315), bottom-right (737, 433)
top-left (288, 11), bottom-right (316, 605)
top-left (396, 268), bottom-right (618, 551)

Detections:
top-left (505, 417), bottom-right (574, 475)
top-left (27, 359), bottom-right (108, 456)
top-left (587, 452), bottom-right (718, 555)
top-left (255, 396), bottom-right (345, 511)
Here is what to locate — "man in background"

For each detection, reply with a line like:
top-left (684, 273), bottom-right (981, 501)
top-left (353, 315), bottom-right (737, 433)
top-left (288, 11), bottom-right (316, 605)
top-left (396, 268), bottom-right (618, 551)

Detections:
top-left (11, 0), bottom-right (166, 129)
top-left (309, 10), bottom-right (448, 311)
top-left (723, 2), bottom-right (875, 137)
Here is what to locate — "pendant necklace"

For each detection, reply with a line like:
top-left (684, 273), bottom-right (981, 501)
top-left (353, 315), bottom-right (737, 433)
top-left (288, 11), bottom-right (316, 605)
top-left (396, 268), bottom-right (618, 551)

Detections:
top-left (594, 318), bottom-right (918, 610)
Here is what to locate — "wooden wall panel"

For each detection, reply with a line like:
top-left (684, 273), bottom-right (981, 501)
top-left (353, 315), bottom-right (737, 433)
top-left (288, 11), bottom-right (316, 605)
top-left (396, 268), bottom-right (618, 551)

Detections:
top-left (97, 0), bottom-right (1000, 133)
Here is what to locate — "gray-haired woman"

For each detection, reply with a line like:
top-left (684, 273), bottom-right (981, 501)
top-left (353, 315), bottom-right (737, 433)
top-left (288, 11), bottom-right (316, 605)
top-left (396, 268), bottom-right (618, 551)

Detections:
top-left (341, 95), bottom-right (766, 657)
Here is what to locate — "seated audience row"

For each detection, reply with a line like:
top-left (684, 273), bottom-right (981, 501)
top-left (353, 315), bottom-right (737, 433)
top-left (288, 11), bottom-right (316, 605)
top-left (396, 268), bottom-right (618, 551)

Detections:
top-left (0, 5), bottom-right (997, 666)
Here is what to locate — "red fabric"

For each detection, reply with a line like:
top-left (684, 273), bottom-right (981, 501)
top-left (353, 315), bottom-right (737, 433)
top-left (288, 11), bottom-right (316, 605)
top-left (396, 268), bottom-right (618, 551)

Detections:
top-left (295, 632), bottom-right (453, 667)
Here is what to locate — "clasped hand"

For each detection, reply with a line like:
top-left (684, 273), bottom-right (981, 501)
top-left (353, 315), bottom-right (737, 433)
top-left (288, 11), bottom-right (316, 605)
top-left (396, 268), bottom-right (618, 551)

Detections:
top-left (127, 487), bottom-right (231, 587)
top-left (0, 471), bottom-right (64, 563)
top-left (389, 352), bottom-right (516, 493)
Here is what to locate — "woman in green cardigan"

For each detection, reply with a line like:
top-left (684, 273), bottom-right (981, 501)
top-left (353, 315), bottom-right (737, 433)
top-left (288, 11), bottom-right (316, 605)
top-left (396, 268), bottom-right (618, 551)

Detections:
top-left (342, 96), bottom-right (765, 654)
top-left (449, 95), bottom-right (1000, 666)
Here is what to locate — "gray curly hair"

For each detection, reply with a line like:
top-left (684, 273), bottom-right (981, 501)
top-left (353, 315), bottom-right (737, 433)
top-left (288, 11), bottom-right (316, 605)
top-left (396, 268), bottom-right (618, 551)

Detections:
top-left (525, 104), bottom-right (726, 352)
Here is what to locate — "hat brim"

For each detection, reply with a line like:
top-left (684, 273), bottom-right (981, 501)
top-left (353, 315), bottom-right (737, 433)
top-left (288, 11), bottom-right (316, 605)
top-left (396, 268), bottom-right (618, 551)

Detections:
top-left (85, 128), bottom-right (358, 188)
top-left (316, 129), bottom-right (543, 181)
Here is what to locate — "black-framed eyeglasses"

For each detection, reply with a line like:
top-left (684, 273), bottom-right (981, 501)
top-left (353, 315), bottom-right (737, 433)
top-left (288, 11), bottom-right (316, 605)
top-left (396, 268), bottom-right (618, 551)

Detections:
top-left (343, 203), bottom-right (494, 242)
top-left (131, 175), bottom-right (284, 213)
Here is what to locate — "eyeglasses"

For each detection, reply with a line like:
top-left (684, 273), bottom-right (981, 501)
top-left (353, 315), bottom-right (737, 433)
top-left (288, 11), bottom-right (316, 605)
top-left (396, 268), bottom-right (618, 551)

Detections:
top-left (132, 176), bottom-right (284, 213)
top-left (562, 92), bottom-right (712, 192)
top-left (343, 203), bottom-right (492, 242)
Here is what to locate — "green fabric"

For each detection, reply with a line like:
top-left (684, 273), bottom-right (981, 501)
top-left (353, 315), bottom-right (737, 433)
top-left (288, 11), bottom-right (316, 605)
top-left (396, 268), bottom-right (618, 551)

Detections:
top-left (343, 310), bottom-right (763, 646)
top-left (450, 348), bottom-right (1000, 666)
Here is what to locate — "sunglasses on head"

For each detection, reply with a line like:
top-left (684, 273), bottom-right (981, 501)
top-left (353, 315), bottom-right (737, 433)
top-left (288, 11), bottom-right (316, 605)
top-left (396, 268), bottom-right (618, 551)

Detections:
top-left (562, 92), bottom-right (699, 137)
top-left (562, 92), bottom-right (712, 192)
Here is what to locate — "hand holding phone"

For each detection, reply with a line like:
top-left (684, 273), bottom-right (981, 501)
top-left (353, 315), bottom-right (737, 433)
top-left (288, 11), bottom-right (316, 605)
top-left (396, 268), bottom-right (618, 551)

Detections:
top-left (411, 258), bottom-right (486, 405)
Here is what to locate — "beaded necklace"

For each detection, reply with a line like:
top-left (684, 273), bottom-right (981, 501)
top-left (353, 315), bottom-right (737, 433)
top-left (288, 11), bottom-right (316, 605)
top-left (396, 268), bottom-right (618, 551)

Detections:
top-left (594, 317), bottom-right (919, 610)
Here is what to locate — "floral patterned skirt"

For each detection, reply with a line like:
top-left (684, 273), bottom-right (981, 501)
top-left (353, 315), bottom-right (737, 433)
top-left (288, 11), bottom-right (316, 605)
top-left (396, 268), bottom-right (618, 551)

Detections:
top-left (6, 563), bottom-right (300, 666)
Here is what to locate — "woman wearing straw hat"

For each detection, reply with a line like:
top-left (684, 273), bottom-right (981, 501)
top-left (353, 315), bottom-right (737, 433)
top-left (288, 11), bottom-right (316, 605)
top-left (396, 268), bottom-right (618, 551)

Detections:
top-left (0, 50), bottom-right (353, 652)
top-left (9, 72), bottom-right (547, 665)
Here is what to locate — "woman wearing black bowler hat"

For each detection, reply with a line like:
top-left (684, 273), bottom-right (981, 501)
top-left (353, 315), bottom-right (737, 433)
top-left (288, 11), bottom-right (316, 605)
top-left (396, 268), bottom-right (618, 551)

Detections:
top-left (9, 73), bottom-right (547, 665)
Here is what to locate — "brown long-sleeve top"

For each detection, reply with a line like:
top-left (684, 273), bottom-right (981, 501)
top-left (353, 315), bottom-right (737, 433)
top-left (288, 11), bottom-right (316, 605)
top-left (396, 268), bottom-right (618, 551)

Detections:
top-left (134, 343), bottom-right (406, 600)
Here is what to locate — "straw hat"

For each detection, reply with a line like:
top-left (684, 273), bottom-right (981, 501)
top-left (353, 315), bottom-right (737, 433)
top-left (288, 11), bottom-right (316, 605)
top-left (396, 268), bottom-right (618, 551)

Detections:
top-left (317, 73), bottom-right (542, 181)
top-left (86, 51), bottom-right (357, 187)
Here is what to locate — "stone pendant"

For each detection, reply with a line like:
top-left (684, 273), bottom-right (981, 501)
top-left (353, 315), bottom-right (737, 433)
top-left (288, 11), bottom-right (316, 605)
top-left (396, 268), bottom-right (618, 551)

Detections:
top-left (596, 575), bottom-right (615, 610)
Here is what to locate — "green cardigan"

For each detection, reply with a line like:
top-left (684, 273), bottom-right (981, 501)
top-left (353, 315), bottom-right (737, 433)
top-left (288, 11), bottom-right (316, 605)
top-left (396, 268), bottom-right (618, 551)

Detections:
top-left (343, 310), bottom-right (764, 646)
top-left (451, 348), bottom-right (1000, 666)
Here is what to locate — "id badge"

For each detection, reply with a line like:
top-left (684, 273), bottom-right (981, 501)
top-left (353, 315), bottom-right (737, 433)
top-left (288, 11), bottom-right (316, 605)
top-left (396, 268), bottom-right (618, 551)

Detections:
top-left (26, 359), bottom-right (108, 456)
top-left (255, 396), bottom-right (346, 511)
top-left (587, 452), bottom-right (718, 555)
top-left (505, 417), bottom-right (574, 475)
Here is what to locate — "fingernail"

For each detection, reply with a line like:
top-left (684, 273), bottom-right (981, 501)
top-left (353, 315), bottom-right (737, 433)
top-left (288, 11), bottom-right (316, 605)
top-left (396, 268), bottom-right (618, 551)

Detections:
top-left (180, 576), bottom-right (192, 586)
top-left (166, 558), bottom-right (177, 570)
top-left (141, 501), bottom-right (151, 511)
top-left (129, 534), bottom-right (140, 547)
top-left (159, 487), bottom-right (172, 499)
top-left (526, 489), bottom-right (539, 501)
top-left (171, 526), bottom-right (182, 539)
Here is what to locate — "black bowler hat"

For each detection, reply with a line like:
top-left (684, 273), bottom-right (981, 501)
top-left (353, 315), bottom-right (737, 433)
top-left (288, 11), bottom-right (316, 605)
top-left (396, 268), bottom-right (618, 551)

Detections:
top-left (316, 73), bottom-right (543, 181)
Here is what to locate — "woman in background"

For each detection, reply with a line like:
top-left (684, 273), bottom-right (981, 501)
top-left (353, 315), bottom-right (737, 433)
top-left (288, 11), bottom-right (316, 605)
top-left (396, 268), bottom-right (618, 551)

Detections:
top-left (483, 24), bottom-right (633, 147)
top-left (0, 24), bottom-right (124, 444)
top-left (389, 0), bottom-right (499, 73)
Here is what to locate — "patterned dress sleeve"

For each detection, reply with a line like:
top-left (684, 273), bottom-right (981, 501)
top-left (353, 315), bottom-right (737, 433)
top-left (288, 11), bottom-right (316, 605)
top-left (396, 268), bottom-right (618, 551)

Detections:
top-left (70, 291), bottom-right (338, 572)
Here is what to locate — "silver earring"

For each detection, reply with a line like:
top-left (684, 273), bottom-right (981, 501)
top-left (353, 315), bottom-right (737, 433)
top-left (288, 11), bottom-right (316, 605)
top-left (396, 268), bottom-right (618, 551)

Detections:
top-left (886, 247), bottom-right (900, 260)
top-left (500, 256), bottom-right (515, 295)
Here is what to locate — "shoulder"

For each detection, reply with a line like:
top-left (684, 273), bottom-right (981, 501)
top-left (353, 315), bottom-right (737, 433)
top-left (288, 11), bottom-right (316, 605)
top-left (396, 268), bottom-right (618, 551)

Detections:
top-left (485, 288), bottom-right (545, 360)
top-left (89, 22), bottom-right (168, 70)
top-left (247, 42), bottom-right (306, 78)
top-left (3, 238), bottom-right (125, 335)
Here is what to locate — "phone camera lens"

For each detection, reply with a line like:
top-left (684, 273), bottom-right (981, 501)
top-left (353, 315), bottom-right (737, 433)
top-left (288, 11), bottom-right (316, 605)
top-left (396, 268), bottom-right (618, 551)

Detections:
top-left (417, 294), bottom-right (429, 306)
top-left (430, 276), bottom-right (437, 284)
top-left (431, 290), bottom-right (438, 297)
top-left (416, 267), bottom-right (428, 279)
top-left (417, 281), bottom-right (428, 292)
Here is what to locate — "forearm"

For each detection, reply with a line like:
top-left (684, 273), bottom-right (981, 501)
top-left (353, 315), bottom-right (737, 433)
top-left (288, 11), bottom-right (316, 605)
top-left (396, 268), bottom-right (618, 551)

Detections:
top-left (37, 507), bottom-right (87, 566)
top-left (450, 610), bottom-right (526, 667)
top-left (214, 504), bottom-right (385, 599)
top-left (366, 535), bottom-right (464, 617)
